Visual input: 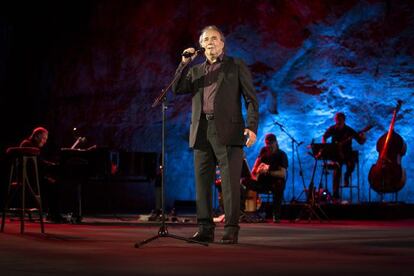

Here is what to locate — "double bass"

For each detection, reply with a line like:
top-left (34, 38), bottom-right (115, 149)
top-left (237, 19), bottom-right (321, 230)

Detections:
top-left (368, 100), bottom-right (407, 193)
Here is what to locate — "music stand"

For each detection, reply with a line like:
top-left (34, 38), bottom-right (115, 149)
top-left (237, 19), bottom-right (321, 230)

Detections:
top-left (312, 143), bottom-right (339, 200)
top-left (134, 62), bottom-right (208, 248)
top-left (311, 143), bottom-right (340, 162)
top-left (294, 143), bottom-right (330, 223)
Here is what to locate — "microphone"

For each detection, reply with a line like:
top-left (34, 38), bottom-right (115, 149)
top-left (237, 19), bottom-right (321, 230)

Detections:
top-left (182, 48), bottom-right (205, 58)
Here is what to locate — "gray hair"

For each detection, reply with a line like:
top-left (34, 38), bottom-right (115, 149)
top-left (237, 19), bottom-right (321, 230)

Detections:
top-left (199, 25), bottom-right (226, 46)
top-left (30, 127), bottom-right (48, 140)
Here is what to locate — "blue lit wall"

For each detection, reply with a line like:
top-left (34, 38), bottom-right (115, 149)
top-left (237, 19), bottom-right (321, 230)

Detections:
top-left (165, 1), bottom-right (414, 205)
top-left (1, 1), bottom-right (413, 208)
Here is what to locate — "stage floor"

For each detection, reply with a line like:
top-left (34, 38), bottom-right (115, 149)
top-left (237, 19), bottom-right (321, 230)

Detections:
top-left (1, 216), bottom-right (413, 275)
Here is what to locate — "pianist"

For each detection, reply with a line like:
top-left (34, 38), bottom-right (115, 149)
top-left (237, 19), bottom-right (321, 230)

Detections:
top-left (20, 127), bottom-right (64, 223)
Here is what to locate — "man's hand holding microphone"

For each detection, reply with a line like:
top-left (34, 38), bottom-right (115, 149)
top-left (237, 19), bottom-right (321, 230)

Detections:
top-left (181, 47), bottom-right (205, 64)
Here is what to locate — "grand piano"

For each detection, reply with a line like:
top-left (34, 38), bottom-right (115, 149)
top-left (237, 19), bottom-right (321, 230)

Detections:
top-left (59, 147), bottom-right (158, 222)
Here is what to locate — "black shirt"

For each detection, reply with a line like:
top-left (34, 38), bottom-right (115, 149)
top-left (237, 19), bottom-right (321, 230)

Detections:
top-left (258, 146), bottom-right (288, 171)
top-left (322, 125), bottom-right (362, 152)
top-left (20, 139), bottom-right (50, 167)
top-left (202, 53), bottom-right (224, 114)
top-left (322, 124), bottom-right (365, 161)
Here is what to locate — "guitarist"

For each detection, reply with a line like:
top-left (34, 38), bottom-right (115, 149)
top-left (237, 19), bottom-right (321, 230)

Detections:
top-left (322, 112), bottom-right (366, 202)
top-left (243, 133), bottom-right (288, 223)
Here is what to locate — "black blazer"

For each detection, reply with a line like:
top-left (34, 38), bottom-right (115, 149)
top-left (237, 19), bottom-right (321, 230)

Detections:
top-left (173, 56), bottom-right (259, 148)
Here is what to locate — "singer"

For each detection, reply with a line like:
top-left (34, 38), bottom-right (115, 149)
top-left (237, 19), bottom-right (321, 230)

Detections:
top-left (173, 25), bottom-right (259, 244)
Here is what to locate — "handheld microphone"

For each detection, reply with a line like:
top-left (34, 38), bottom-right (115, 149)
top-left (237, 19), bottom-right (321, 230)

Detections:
top-left (182, 48), bottom-right (205, 58)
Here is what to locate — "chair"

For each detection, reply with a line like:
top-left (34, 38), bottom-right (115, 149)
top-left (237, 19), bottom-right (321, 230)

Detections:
top-left (1, 147), bottom-right (45, 233)
top-left (258, 170), bottom-right (288, 207)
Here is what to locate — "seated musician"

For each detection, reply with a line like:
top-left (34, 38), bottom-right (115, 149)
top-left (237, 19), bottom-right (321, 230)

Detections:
top-left (242, 133), bottom-right (288, 223)
top-left (20, 127), bottom-right (64, 223)
top-left (322, 112), bottom-right (366, 202)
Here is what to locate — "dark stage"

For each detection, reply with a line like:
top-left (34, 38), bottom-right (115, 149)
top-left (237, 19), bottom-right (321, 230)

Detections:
top-left (1, 214), bottom-right (413, 275)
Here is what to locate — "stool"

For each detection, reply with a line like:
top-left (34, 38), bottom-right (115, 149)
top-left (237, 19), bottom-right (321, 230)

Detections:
top-left (1, 147), bottom-right (45, 234)
top-left (339, 151), bottom-right (360, 203)
top-left (240, 190), bottom-right (266, 223)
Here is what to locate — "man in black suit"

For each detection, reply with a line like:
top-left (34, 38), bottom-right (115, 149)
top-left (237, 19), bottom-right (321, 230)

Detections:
top-left (173, 25), bottom-right (259, 244)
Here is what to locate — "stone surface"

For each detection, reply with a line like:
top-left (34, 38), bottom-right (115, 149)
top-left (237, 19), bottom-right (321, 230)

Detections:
top-left (1, 1), bottom-right (413, 207)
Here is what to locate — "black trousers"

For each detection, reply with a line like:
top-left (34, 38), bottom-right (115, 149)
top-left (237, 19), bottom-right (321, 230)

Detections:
top-left (193, 117), bottom-right (243, 231)
top-left (242, 176), bottom-right (285, 217)
top-left (332, 153), bottom-right (357, 199)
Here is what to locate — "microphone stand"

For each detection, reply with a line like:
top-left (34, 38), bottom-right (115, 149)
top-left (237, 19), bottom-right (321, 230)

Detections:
top-left (135, 61), bottom-right (208, 248)
top-left (273, 121), bottom-right (307, 203)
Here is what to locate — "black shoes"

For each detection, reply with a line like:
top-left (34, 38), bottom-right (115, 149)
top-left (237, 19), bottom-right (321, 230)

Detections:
top-left (220, 229), bottom-right (239, 244)
top-left (189, 227), bottom-right (239, 244)
top-left (273, 215), bottom-right (281, 223)
top-left (46, 213), bottom-right (66, 224)
top-left (189, 231), bottom-right (214, 243)
top-left (148, 209), bottom-right (162, 221)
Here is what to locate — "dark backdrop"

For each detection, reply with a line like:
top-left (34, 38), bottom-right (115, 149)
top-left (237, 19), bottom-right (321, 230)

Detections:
top-left (1, 0), bottom-right (413, 210)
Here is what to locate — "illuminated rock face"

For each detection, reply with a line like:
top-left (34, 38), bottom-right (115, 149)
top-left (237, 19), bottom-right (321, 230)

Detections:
top-left (37, 1), bottom-right (413, 206)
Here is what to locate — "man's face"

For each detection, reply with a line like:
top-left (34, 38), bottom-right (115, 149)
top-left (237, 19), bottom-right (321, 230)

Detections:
top-left (335, 115), bottom-right (345, 129)
top-left (200, 29), bottom-right (224, 59)
top-left (36, 132), bottom-right (48, 148)
top-left (265, 139), bottom-right (278, 151)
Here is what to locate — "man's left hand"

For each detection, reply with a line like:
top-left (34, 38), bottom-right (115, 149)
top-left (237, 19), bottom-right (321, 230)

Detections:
top-left (244, 129), bottom-right (257, 147)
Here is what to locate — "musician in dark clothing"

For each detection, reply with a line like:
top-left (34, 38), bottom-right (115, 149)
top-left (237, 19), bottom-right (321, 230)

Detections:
top-left (20, 127), bottom-right (63, 223)
top-left (243, 133), bottom-right (288, 223)
top-left (322, 112), bottom-right (366, 201)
